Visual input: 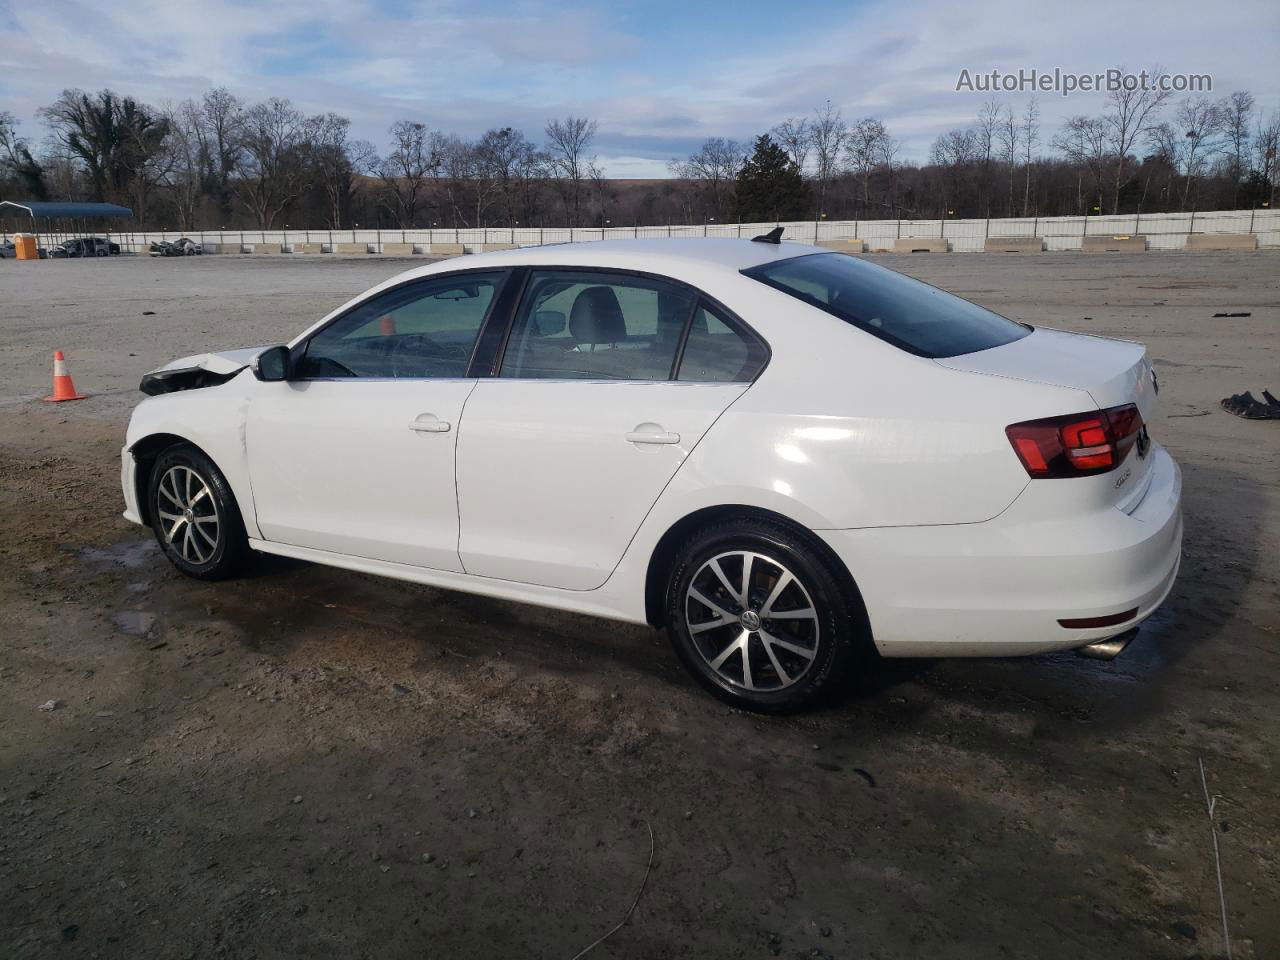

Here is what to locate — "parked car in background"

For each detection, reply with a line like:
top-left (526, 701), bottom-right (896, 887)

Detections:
top-left (1, 239), bottom-right (49, 258)
top-left (49, 236), bottom-right (120, 258)
top-left (149, 238), bottom-right (203, 257)
top-left (120, 236), bottom-right (1182, 712)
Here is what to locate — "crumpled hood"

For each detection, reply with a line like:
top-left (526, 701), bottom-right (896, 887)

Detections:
top-left (151, 345), bottom-right (273, 377)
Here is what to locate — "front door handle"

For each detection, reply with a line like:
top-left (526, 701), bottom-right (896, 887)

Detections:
top-left (625, 426), bottom-right (680, 445)
top-left (409, 414), bottom-right (451, 433)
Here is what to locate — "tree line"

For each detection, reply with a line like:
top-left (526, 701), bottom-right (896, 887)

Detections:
top-left (1, 76), bottom-right (1276, 231)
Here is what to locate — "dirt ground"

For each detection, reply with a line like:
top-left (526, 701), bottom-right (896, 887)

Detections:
top-left (1, 250), bottom-right (1277, 959)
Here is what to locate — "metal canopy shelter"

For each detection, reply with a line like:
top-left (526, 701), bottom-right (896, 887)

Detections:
top-left (0, 201), bottom-right (133, 220)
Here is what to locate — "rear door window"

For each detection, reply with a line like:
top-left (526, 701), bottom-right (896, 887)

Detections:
top-left (499, 270), bottom-right (694, 381)
top-left (743, 252), bottom-right (1029, 358)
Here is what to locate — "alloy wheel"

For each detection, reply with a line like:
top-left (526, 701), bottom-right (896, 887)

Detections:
top-left (684, 550), bottom-right (820, 692)
top-left (156, 465), bottom-right (220, 565)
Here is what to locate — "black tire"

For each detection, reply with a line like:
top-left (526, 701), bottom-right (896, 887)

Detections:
top-left (147, 443), bottom-right (248, 580)
top-left (664, 517), bottom-right (872, 713)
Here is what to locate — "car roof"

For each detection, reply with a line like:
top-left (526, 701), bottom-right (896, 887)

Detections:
top-left (405, 237), bottom-right (819, 281)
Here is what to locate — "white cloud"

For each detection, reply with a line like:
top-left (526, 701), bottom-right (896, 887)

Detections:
top-left (0, 0), bottom-right (1276, 178)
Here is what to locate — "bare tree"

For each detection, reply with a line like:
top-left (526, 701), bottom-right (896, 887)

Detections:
top-left (930, 128), bottom-right (978, 212)
top-left (975, 98), bottom-right (1002, 211)
top-left (377, 120), bottom-right (437, 228)
top-left (1220, 91), bottom-right (1255, 202)
top-left (163, 100), bottom-right (205, 229)
top-left (1103, 65), bottom-right (1173, 213)
top-left (772, 117), bottom-right (812, 173)
top-left (0, 112), bottom-right (47, 199)
top-left (1021, 98), bottom-right (1040, 215)
top-left (39, 89), bottom-right (170, 217)
top-left (475, 127), bottom-right (539, 225)
top-left (235, 98), bottom-right (313, 228)
top-left (994, 104), bottom-right (1019, 216)
top-left (196, 88), bottom-right (245, 216)
top-left (810, 101), bottom-right (847, 215)
top-left (311, 114), bottom-right (373, 229)
top-left (844, 118), bottom-right (892, 212)
top-left (669, 138), bottom-right (746, 220)
top-left (1255, 112), bottom-right (1280, 209)
top-left (1053, 115), bottom-right (1110, 213)
top-left (544, 116), bottom-right (597, 226)
top-left (1167, 97), bottom-right (1225, 209)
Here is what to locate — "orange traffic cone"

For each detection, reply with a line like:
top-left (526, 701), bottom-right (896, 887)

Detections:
top-left (44, 350), bottom-right (87, 402)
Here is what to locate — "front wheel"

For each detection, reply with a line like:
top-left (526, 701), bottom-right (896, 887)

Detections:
top-left (148, 444), bottom-right (248, 579)
top-left (664, 518), bottom-right (871, 713)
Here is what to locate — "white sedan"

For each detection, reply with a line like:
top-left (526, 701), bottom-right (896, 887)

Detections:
top-left (121, 236), bottom-right (1182, 712)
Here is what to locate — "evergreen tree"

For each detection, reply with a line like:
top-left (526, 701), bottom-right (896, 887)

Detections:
top-left (733, 134), bottom-right (808, 222)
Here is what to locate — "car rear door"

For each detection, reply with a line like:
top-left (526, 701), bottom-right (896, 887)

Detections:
top-left (245, 270), bottom-right (509, 571)
top-left (455, 268), bottom-right (767, 590)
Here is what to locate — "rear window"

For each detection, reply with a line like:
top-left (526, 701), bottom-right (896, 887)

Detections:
top-left (743, 253), bottom-right (1029, 358)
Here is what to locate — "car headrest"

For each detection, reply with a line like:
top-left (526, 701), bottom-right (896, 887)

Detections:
top-left (569, 286), bottom-right (626, 345)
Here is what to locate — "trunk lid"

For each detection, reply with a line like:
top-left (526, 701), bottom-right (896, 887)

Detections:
top-left (937, 327), bottom-right (1160, 513)
top-left (936, 327), bottom-right (1156, 417)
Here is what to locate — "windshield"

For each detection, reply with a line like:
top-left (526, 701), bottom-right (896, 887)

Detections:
top-left (743, 252), bottom-right (1030, 358)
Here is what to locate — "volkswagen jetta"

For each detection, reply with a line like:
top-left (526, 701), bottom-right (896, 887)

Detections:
top-left (121, 237), bottom-right (1182, 711)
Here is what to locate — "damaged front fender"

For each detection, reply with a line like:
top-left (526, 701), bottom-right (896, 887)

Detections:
top-left (138, 346), bottom-right (271, 396)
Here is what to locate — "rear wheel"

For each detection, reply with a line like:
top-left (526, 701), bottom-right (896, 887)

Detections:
top-left (147, 444), bottom-right (248, 579)
top-left (665, 518), bottom-right (870, 712)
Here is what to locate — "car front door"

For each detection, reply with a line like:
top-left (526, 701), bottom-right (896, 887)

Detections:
top-left (455, 269), bottom-right (768, 590)
top-left (246, 270), bottom-right (508, 571)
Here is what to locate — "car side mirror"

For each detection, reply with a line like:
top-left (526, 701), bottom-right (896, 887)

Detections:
top-left (253, 345), bottom-right (292, 382)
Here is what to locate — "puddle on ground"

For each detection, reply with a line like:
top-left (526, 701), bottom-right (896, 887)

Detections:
top-left (111, 610), bottom-right (157, 637)
top-left (81, 539), bottom-right (159, 573)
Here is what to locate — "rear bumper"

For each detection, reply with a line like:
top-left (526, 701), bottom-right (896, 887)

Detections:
top-left (819, 446), bottom-right (1183, 657)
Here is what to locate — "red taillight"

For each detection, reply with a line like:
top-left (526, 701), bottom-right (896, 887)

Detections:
top-left (1006, 404), bottom-right (1144, 479)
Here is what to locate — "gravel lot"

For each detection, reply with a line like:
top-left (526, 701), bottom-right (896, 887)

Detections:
top-left (1, 250), bottom-right (1277, 959)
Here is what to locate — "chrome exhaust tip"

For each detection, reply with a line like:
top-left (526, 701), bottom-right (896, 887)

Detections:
top-left (1076, 628), bottom-right (1138, 661)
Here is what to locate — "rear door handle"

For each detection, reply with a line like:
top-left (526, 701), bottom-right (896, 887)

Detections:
top-left (625, 428), bottom-right (680, 445)
top-left (409, 414), bottom-right (451, 433)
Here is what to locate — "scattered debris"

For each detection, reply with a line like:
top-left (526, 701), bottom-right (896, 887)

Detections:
top-left (1212, 312), bottom-right (1250, 318)
top-left (142, 310), bottom-right (156, 316)
top-left (1172, 920), bottom-right (1198, 941)
top-left (1221, 389), bottom-right (1280, 420)
top-left (38, 699), bottom-right (62, 712)
top-left (91, 760), bottom-right (113, 771)
top-left (853, 768), bottom-right (877, 788)
top-left (291, 795), bottom-right (303, 805)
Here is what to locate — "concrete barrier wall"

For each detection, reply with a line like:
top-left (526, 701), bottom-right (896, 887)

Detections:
top-left (382, 242), bottom-right (415, 255)
top-left (1081, 235), bottom-right (1147, 252)
top-left (333, 242), bottom-right (367, 255)
top-left (893, 237), bottom-right (950, 253)
top-left (984, 236), bottom-right (1044, 253)
top-left (25, 209), bottom-right (1275, 257)
top-left (431, 243), bottom-right (466, 257)
top-left (1184, 233), bottom-right (1259, 251)
top-left (816, 239), bottom-right (865, 253)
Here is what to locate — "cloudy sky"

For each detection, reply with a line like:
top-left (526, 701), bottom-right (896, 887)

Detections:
top-left (2, 0), bottom-right (1277, 176)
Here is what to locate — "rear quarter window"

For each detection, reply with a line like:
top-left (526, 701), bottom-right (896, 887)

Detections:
top-left (743, 253), bottom-right (1029, 358)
